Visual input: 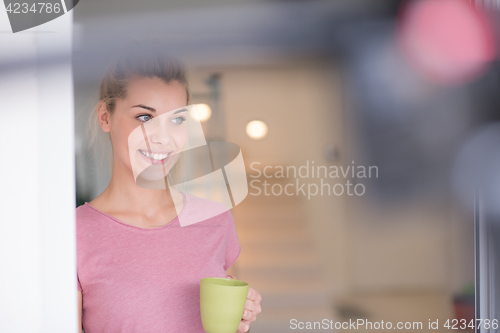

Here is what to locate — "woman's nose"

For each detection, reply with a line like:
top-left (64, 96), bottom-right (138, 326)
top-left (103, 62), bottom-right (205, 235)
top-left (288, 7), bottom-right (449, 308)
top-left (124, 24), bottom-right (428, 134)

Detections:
top-left (146, 119), bottom-right (172, 145)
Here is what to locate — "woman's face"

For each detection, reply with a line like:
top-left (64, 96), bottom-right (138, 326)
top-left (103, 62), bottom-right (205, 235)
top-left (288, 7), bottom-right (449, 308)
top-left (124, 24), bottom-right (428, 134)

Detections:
top-left (101, 77), bottom-right (188, 184)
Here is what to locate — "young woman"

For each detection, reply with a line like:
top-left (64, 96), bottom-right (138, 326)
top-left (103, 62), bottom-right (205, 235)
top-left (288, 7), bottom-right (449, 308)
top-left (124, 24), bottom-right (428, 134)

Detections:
top-left (76, 41), bottom-right (262, 333)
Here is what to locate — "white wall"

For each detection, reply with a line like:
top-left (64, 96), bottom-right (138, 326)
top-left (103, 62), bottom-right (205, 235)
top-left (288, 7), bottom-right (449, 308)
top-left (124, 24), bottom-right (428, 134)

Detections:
top-left (0, 10), bottom-right (77, 333)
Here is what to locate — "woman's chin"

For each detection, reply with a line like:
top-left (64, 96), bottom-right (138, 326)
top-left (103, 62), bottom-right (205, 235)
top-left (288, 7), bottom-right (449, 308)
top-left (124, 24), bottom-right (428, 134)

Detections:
top-left (131, 153), bottom-right (179, 189)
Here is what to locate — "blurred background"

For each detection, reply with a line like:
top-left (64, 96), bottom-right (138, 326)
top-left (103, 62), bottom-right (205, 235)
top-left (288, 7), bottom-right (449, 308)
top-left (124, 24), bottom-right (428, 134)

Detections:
top-left (73, 0), bottom-right (500, 332)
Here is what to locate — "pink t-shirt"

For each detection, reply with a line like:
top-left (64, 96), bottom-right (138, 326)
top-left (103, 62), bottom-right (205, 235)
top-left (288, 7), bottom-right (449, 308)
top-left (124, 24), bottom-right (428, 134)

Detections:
top-left (76, 192), bottom-right (241, 333)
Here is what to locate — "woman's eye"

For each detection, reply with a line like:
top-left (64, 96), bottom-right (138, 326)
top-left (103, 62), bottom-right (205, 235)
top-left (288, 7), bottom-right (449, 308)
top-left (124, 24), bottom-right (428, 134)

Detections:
top-left (171, 116), bottom-right (186, 125)
top-left (136, 114), bottom-right (152, 122)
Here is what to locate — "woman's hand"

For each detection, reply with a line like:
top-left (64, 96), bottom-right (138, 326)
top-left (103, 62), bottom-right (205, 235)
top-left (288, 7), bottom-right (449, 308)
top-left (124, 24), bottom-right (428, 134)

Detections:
top-left (226, 275), bottom-right (262, 333)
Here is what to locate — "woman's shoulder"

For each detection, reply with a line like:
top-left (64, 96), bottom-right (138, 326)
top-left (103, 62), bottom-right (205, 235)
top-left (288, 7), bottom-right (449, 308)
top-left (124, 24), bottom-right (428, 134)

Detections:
top-left (74, 204), bottom-right (102, 243)
top-left (75, 202), bottom-right (106, 226)
top-left (76, 203), bottom-right (93, 217)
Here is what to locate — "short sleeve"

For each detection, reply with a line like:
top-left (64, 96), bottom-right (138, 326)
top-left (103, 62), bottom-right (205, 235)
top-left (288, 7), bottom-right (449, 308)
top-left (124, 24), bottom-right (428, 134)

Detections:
top-left (224, 211), bottom-right (241, 270)
top-left (77, 272), bottom-right (82, 292)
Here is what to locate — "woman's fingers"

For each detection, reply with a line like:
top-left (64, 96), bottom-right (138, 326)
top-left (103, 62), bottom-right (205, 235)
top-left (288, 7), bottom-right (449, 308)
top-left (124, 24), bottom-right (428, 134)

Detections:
top-left (224, 280), bottom-right (262, 332)
top-left (237, 319), bottom-right (251, 332)
top-left (244, 287), bottom-right (262, 316)
top-left (244, 299), bottom-right (262, 315)
top-left (240, 296), bottom-right (261, 332)
top-left (247, 287), bottom-right (262, 303)
top-left (242, 308), bottom-right (258, 321)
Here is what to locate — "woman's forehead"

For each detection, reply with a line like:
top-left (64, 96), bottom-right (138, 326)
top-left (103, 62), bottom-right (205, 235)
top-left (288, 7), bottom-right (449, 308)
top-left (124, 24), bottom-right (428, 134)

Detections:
top-left (124, 78), bottom-right (187, 113)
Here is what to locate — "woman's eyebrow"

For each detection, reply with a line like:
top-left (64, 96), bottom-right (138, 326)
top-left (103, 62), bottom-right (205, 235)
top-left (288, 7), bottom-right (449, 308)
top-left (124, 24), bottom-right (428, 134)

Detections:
top-left (132, 104), bottom-right (156, 112)
top-left (131, 106), bottom-right (187, 114)
top-left (173, 108), bottom-right (188, 114)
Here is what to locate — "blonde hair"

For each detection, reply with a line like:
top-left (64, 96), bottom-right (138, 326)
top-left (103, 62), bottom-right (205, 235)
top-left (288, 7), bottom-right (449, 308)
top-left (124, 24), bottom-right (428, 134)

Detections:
top-left (87, 39), bottom-right (191, 181)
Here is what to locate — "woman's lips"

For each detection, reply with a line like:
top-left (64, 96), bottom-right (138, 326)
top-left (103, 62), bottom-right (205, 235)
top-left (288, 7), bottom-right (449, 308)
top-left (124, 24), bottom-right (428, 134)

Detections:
top-left (138, 149), bottom-right (171, 165)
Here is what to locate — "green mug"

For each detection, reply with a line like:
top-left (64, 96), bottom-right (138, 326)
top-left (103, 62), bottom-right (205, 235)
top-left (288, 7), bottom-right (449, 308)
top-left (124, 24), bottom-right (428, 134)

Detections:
top-left (200, 277), bottom-right (249, 333)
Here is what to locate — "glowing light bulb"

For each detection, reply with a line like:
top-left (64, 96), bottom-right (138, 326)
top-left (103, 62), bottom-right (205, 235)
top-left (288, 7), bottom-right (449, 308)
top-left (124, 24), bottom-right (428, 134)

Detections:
top-left (246, 120), bottom-right (268, 140)
top-left (192, 103), bottom-right (212, 122)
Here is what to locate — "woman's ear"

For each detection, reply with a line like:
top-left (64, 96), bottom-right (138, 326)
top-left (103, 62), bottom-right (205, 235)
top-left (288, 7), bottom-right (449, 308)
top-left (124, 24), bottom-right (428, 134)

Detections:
top-left (97, 101), bottom-right (111, 133)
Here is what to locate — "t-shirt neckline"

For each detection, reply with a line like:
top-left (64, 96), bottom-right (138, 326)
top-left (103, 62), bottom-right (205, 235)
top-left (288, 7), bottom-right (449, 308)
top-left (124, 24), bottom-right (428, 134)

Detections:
top-left (83, 192), bottom-right (188, 231)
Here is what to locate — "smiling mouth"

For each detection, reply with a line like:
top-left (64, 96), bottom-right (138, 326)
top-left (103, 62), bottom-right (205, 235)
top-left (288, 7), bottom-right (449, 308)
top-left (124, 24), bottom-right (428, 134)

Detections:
top-left (139, 150), bottom-right (171, 161)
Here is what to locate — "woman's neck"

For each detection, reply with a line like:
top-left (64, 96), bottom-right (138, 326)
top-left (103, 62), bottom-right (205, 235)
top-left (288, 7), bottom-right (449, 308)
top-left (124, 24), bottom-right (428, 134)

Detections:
top-left (91, 162), bottom-right (183, 219)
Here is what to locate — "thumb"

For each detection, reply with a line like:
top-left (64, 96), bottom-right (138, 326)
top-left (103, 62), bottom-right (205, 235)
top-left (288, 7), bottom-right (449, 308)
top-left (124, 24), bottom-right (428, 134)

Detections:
top-left (226, 275), bottom-right (236, 279)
